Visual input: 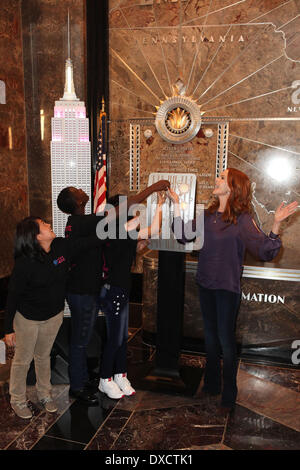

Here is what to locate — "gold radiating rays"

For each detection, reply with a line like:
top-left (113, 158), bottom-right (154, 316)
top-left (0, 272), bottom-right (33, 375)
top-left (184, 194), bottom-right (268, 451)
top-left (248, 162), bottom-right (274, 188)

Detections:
top-left (110, 48), bottom-right (161, 104)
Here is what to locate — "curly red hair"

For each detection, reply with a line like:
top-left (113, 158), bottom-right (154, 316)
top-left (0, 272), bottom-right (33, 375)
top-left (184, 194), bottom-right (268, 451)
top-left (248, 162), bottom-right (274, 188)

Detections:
top-left (208, 168), bottom-right (252, 224)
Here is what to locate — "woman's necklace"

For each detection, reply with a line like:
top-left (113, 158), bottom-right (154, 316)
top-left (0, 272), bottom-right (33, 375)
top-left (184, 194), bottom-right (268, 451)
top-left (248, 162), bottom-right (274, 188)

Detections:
top-left (213, 211), bottom-right (221, 223)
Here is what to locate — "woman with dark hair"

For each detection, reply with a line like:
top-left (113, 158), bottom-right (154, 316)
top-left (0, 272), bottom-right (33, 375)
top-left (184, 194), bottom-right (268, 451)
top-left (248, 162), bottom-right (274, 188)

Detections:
top-left (4, 216), bottom-right (104, 419)
top-left (168, 168), bottom-right (298, 413)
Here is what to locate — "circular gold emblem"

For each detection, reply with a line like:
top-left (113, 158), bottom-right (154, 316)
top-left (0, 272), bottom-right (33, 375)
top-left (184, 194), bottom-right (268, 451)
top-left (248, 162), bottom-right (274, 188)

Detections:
top-left (155, 96), bottom-right (202, 144)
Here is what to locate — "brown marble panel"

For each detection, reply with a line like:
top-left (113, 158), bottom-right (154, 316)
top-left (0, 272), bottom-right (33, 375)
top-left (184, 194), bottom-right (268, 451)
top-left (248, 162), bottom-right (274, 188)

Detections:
top-left (227, 122), bottom-right (300, 270)
top-left (111, 403), bottom-right (225, 450)
top-left (240, 361), bottom-right (300, 393)
top-left (183, 0), bottom-right (299, 31)
top-left (236, 368), bottom-right (300, 432)
top-left (111, 1), bottom-right (182, 30)
top-left (0, 394), bottom-right (41, 450)
top-left (115, 388), bottom-right (205, 413)
top-left (86, 408), bottom-right (132, 450)
top-left (6, 385), bottom-right (73, 450)
top-left (182, 0), bottom-right (262, 25)
top-left (237, 277), bottom-right (300, 345)
top-left (110, 0), bottom-right (295, 32)
top-left (0, 0), bottom-right (29, 278)
top-left (142, 252), bottom-right (300, 347)
top-left (224, 403), bottom-right (300, 450)
top-left (184, 443), bottom-right (232, 450)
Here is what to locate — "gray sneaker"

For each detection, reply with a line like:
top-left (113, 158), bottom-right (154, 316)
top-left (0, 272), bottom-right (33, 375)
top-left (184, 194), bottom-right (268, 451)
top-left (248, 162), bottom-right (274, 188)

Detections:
top-left (40, 397), bottom-right (58, 413)
top-left (11, 402), bottom-right (32, 419)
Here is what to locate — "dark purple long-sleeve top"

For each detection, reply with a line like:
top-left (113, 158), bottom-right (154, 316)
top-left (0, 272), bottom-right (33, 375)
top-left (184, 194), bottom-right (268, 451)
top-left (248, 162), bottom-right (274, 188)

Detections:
top-left (172, 211), bottom-right (282, 294)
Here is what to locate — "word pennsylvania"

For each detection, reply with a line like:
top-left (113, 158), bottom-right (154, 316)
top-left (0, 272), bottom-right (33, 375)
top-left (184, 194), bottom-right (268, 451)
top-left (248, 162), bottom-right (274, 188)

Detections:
top-left (142, 34), bottom-right (245, 45)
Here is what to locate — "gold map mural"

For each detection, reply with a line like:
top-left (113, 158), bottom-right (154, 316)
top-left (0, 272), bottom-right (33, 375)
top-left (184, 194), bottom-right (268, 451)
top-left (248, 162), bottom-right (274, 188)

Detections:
top-left (108, 0), bottom-right (300, 274)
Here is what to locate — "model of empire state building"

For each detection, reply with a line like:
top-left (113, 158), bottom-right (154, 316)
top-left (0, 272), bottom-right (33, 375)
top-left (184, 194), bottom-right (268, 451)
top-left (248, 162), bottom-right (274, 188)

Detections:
top-left (50, 51), bottom-right (91, 237)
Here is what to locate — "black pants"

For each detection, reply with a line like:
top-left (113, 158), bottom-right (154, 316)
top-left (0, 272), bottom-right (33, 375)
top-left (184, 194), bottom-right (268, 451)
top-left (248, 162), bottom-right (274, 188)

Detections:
top-left (198, 285), bottom-right (241, 407)
top-left (66, 294), bottom-right (99, 391)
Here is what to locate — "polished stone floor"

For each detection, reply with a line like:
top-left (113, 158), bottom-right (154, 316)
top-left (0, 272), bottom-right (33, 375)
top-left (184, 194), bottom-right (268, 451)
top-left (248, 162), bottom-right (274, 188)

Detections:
top-left (0, 322), bottom-right (299, 452)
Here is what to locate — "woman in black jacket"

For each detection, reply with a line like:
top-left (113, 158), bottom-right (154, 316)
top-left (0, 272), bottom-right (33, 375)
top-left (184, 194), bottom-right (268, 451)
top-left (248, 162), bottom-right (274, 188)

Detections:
top-left (4, 216), bottom-right (103, 419)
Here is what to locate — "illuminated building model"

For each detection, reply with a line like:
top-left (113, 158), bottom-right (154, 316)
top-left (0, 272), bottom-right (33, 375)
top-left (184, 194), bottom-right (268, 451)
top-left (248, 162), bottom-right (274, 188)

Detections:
top-left (50, 35), bottom-right (91, 237)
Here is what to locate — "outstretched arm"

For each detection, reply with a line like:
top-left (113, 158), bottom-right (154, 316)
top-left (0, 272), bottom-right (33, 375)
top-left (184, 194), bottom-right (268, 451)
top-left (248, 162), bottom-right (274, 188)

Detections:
top-left (108, 181), bottom-right (170, 222)
top-left (101, 181), bottom-right (171, 227)
top-left (239, 201), bottom-right (298, 262)
top-left (128, 180), bottom-right (170, 208)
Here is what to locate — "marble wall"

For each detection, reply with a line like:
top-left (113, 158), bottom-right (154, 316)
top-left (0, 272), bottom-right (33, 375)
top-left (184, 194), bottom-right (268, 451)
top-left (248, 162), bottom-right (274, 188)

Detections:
top-left (142, 252), bottom-right (300, 358)
top-left (0, 0), bottom-right (29, 278)
top-left (0, 0), bottom-right (86, 279)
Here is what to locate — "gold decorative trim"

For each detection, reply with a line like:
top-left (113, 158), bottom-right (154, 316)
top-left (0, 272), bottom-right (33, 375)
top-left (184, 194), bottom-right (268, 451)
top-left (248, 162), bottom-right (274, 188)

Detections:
top-left (130, 124), bottom-right (141, 191)
top-left (216, 123), bottom-right (229, 177)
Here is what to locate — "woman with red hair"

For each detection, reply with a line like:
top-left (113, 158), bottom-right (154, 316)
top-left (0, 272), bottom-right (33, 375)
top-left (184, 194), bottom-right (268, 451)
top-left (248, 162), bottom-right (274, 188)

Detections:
top-left (169, 168), bottom-right (297, 413)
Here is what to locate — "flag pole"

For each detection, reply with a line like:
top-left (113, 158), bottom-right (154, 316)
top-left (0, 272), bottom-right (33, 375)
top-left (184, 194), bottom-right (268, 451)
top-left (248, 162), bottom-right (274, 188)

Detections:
top-left (93, 97), bottom-right (107, 214)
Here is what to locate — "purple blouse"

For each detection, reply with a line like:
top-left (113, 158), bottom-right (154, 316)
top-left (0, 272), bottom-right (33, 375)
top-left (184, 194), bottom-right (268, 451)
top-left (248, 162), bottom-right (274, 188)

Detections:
top-left (172, 211), bottom-right (282, 294)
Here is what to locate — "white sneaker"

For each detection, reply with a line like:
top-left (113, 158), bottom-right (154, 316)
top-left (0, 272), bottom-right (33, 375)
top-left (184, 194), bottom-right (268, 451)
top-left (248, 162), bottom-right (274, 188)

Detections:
top-left (99, 378), bottom-right (124, 399)
top-left (114, 373), bottom-right (136, 396)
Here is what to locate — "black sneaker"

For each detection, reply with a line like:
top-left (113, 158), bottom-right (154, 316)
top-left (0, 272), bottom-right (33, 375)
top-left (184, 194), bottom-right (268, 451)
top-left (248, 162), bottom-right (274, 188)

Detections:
top-left (202, 386), bottom-right (221, 396)
top-left (69, 388), bottom-right (99, 405)
top-left (217, 404), bottom-right (235, 417)
top-left (84, 378), bottom-right (100, 394)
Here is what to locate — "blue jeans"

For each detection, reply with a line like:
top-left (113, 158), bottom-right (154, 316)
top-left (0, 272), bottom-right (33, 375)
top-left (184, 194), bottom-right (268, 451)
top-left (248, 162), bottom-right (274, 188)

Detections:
top-left (198, 285), bottom-right (241, 407)
top-left (66, 293), bottom-right (99, 391)
top-left (99, 285), bottom-right (129, 379)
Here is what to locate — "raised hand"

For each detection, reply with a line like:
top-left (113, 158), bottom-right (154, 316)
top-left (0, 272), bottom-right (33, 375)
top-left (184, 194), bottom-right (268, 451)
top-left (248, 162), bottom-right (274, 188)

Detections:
top-left (274, 201), bottom-right (298, 223)
top-left (167, 188), bottom-right (180, 204)
top-left (157, 191), bottom-right (167, 205)
top-left (271, 200), bottom-right (298, 235)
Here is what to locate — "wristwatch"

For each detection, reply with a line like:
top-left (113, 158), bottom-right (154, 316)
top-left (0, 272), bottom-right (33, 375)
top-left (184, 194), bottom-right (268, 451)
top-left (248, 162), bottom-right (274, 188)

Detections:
top-left (269, 231), bottom-right (279, 239)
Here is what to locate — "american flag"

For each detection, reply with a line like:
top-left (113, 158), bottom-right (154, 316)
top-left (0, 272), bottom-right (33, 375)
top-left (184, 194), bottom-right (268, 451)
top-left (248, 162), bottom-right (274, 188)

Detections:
top-left (93, 102), bottom-right (107, 213)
